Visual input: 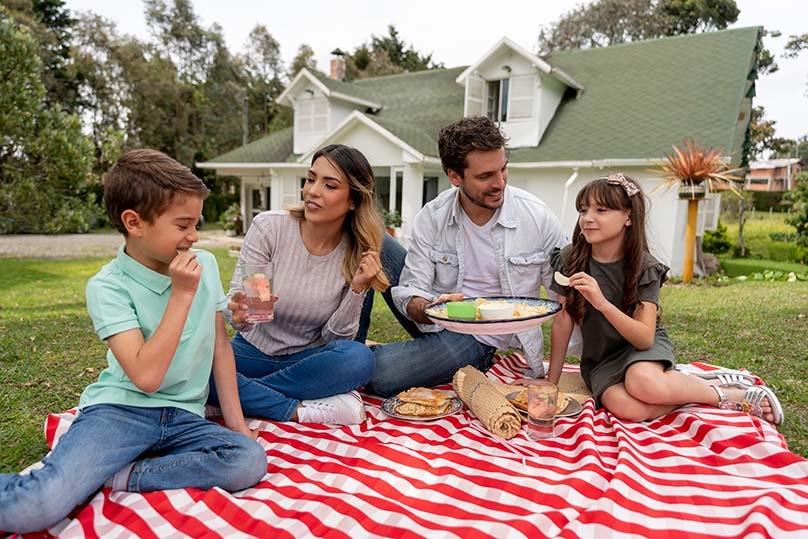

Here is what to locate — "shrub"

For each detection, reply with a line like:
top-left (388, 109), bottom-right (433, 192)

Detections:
top-left (702, 221), bottom-right (732, 254)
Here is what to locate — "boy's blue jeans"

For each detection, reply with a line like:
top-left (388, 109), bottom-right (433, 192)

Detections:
top-left (0, 404), bottom-right (266, 534)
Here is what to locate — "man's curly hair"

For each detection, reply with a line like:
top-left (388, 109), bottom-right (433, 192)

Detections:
top-left (438, 116), bottom-right (508, 177)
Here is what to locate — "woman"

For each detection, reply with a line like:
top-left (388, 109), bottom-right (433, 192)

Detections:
top-left (209, 144), bottom-right (389, 425)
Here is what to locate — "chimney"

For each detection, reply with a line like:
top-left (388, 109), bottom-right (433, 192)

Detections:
top-left (330, 48), bottom-right (346, 81)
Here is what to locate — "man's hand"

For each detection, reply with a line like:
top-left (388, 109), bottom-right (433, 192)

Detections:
top-left (407, 292), bottom-right (464, 324)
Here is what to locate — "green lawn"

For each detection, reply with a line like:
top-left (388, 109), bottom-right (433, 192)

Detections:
top-left (1, 243), bottom-right (807, 474)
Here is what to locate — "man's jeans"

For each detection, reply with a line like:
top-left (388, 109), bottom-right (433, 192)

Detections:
top-left (0, 404), bottom-right (266, 534)
top-left (356, 233), bottom-right (422, 342)
top-left (366, 331), bottom-right (497, 397)
top-left (209, 334), bottom-right (374, 421)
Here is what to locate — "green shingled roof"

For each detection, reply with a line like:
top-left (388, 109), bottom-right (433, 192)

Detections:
top-left (209, 27), bottom-right (759, 167)
top-left (511, 26), bottom-right (759, 166)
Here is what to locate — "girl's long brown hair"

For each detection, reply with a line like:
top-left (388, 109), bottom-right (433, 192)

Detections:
top-left (289, 144), bottom-right (390, 292)
top-left (564, 174), bottom-right (648, 323)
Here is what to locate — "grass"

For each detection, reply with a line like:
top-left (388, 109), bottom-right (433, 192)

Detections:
top-left (1, 239), bottom-right (807, 473)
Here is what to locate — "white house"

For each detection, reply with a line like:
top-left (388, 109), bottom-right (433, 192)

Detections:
top-left (199, 27), bottom-right (760, 276)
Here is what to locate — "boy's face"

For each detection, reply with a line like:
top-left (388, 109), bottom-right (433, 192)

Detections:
top-left (124, 195), bottom-right (204, 273)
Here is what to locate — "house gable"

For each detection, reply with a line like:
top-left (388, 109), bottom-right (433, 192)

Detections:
top-left (278, 69), bottom-right (383, 155)
top-left (455, 37), bottom-right (583, 148)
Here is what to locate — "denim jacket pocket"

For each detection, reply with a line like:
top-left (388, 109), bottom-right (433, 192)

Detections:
top-left (507, 251), bottom-right (546, 294)
top-left (430, 250), bottom-right (460, 292)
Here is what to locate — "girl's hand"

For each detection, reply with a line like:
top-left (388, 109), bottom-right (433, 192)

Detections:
top-left (351, 250), bottom-right (382, 292)
top-left (568, 272), bottom-right (609, 311)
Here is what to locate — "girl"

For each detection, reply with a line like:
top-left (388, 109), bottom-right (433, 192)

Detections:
top-left (547, 174), bottom-right (783, 425)
top-left (209, 144), bottom-right (390, 425)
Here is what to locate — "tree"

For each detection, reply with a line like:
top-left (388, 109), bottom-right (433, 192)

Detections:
top-left (0, 8), bottom-right (97, 233)
top-left (289, 43), bottom-right (316, 78)
top-left (345, 25), bottom-right (442, 81)
top-left (242, 25), bottom-right (289, 138)
top-left (2, 0), bottom-right (81, 111)
top-left (538, 0), bottom-right (739, 53)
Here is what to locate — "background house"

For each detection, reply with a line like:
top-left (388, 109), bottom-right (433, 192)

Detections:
top-left (199, 27), bottom-right (761, 277)
top-left (746, 158), bottom-right (803, 191)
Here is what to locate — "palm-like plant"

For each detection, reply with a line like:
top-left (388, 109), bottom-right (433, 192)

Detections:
top-left (655, 139), bottom-right (744, 199)
top-left (652, 139), bottom-right (744, 282)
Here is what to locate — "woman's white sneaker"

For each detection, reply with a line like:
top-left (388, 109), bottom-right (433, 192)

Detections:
top-left (298, 390), bottom-right (366, 425)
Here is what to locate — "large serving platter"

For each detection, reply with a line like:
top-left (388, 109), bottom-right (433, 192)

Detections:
top-left (424, 296), bottom-right (561, 335)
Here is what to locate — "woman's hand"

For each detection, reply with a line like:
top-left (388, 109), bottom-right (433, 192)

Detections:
top-left (350, 250), bottom-right (382, 293)
top-left (228, 290), bottom-right (278, 325)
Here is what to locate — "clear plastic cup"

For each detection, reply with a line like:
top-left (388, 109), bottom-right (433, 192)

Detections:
top-left (239, 263), bottom-right (274, 323)
top-left (527, 381), bottom-right (558, 440)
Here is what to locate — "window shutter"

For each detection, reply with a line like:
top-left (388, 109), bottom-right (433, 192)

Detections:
top-left (507, 75), bottom-right (535, 120)
top-left (297, 100), bottom-right (313, 133)
top-left (312, 98), bottom-right (328, 132)
top-left (465, 75), bottom-right (484, 117)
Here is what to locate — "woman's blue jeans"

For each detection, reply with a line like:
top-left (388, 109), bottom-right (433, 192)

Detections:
top-left (0, 404), bottom-right (266, 534)
top-left (208, 334), bottom-right (374, 421)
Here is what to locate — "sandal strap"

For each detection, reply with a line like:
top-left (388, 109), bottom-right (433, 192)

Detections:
top-left (712, 385), bottom-right (727, 406)
top-left (715, 386), bottom-right (761, 416)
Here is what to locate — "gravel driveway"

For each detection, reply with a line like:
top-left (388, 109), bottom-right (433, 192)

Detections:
top-left (0, 230), bottom-right (242, 259)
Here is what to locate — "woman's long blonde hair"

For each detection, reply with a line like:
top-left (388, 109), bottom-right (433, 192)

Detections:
top-left (289, 144), bottom-right (390, 292)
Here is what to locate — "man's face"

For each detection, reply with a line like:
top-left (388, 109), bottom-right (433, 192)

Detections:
top-left (448, 147), bottom-right (508, 215)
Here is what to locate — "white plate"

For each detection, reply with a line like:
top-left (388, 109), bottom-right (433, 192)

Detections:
top-left (380, 396), bottom-right (463, 421)
top-left (424, 296), bottom-right (561, 335)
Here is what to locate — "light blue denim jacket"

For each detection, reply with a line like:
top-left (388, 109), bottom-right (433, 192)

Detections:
top-left (392, 185), bottom-right (568, 376)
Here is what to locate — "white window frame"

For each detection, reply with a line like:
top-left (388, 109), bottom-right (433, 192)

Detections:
top-left (464, 75), bottom-right (484, 117)
top-left (296, 96), bottom-right (328, 134)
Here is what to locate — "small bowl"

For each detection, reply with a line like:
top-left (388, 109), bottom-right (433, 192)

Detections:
top-left (477, 302), bottom-right (516, 321)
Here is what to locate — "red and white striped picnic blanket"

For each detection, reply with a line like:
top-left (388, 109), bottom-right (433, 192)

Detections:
top-left (16, 354), bottom-right (808, 538)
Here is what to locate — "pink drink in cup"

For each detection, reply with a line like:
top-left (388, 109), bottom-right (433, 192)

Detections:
top-left (527, 381), bottom-right (558, 440)
top-left (240, 263), bottom-right (274, 323)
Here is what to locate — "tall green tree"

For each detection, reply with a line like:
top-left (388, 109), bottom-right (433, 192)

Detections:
top-left (345, 25), bottom-right (443, 80)
top-left (538, 0), bottom-right (739, 52)
top-left (242, 25), bottom-right (290, 139)
top-left (289, 43), bottom-right (316, 78)
top-left (0, 7), bottom-right (97, 233)
top-left (2, 0), bottom-right (81, 111)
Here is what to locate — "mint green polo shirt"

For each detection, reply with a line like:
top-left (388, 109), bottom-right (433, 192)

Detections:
top-left (79, 246), bottom-right (227, 416)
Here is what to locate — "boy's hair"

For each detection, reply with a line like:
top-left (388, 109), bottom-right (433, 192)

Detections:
top-left (104, 149), bottom-right (210, 235)
top-left (565, 174), bottom-right (650, 323)
top-left (438, 116), bottom-right (508, 177)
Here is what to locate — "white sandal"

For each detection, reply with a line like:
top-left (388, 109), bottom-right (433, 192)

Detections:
top-left (677, 365), bottom-right (758, 386)
top-left (711, 385), bottom-right (784, 426)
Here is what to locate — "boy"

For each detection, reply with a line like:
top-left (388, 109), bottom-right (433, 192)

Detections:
top-left (0, 149), bottom-right (267, 534)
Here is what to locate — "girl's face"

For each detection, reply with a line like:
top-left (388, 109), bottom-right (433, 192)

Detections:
top-left (577, 197), bottom-right (631, 249)
top-left (302, 156), bottom-right (354, 226)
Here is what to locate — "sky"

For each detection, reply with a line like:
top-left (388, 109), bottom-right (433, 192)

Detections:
top-left (63, 0), bottom-right (808, 142)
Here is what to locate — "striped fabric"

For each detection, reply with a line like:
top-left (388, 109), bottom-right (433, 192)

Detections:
top-left (21, 354), bottom-right (808, 538)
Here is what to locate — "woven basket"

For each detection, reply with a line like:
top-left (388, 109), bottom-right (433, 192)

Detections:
top-left (452, 366), bottom-right (522, 439)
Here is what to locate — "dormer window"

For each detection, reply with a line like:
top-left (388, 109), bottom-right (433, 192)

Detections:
top-left (486, 79), bottom-right (509, 122)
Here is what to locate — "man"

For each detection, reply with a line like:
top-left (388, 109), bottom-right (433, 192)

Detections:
top-left (365, 116), bottom-right (569, 397)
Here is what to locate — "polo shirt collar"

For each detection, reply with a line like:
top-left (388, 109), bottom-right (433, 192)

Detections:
top-left (117, 244), bottom-right (172, 295)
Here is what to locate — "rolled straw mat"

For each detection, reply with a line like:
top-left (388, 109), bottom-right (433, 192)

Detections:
top-left (452, 366), bottom-right (522, 439)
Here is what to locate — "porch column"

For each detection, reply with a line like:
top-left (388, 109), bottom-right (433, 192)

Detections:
top-left (399, 162), bottom-right (423, 248)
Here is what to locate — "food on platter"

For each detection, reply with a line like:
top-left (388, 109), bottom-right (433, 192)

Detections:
top-left (477, 302), bottom-right (516, 320)
top-left (426, 298), bottom-right (552, 321)
top-left (394, 387), bottom-right (453, 417)
top-left (553, 271), bottom-right (570, 286)
top-left (243, 273), bottom-right (271, 301)
top-left (446, 301), bottom-right (477, 320)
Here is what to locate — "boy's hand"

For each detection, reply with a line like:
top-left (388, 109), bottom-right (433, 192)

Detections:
top-left (170, 250), bottom-right (202, 295)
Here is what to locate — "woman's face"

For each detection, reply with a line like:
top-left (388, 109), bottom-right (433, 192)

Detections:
top-left (302, 156), bottom-right (355, 226)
